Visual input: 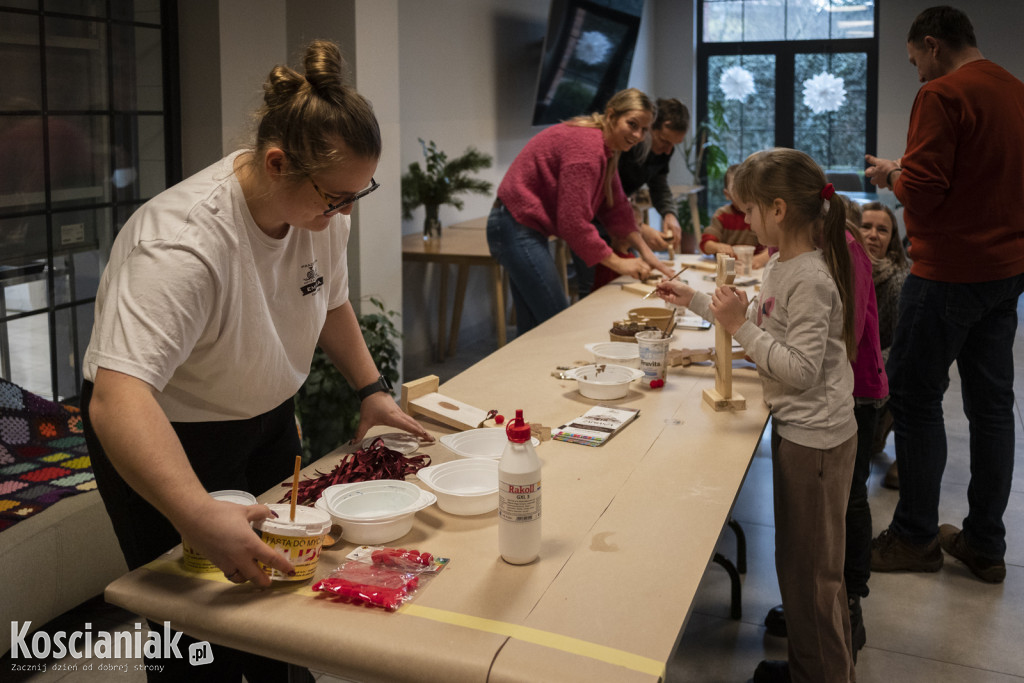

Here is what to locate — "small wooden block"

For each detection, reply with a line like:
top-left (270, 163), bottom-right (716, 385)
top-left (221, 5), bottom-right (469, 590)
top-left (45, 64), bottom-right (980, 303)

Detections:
top-left (400, 375), bottom-right (440, 413)
top-left (702, 388), bottom-right (746, 412)
top-left (691, 260), bottom-right (718, 273)
top-left (622, 281), bottom-right (656, 297)
top-left (531, 424), bottom-right (552, 442)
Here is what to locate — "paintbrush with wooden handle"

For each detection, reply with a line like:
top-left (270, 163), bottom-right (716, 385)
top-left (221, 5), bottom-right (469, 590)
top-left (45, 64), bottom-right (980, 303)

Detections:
top-left (641, 264), bottom-right (691, 300)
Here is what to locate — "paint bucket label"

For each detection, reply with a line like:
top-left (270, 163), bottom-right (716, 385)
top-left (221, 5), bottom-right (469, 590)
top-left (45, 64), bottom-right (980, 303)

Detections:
top-left (254, 504), bottom-right (332, 581)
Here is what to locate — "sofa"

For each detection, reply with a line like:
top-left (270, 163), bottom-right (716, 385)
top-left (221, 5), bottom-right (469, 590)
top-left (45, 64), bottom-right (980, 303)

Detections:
top-left (0, 378), bottom-right (126, 656)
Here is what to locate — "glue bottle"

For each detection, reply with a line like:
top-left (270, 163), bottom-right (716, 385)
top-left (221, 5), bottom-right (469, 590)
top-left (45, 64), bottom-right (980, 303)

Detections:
top-left (499, 409), bottom-right (542, 564)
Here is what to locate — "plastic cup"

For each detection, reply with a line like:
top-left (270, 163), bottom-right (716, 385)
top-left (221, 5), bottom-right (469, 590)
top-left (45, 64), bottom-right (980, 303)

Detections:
top-left (635, 330), bottom-right (670, 381)
top-left (734, 245), bottom-right (755, 276)
top-left (253, 503), bottom-right (332, 582)
top-left (182, 490), bottom-right (258, 573)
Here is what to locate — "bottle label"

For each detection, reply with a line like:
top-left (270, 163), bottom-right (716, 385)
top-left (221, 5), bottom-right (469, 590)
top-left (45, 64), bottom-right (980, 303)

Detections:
top-left (498, 479), bottom-right (541, 522)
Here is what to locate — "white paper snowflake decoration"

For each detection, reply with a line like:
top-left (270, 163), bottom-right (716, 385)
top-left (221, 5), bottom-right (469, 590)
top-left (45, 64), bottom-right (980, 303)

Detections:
top-left (802, 71), bottom-right (847, 114)
top-left (575, 31), bottom-right (612, 65)
top-left (720, 66), bottom-right (756, 102)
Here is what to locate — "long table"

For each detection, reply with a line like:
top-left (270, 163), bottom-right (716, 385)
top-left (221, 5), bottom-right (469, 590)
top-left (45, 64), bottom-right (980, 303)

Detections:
top-left (105, 255), bottom-right (769, 682)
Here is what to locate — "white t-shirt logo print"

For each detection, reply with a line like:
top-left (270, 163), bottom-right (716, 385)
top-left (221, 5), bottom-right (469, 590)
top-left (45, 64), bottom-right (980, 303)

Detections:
top-left (301, 261), bottom-right (324, 296)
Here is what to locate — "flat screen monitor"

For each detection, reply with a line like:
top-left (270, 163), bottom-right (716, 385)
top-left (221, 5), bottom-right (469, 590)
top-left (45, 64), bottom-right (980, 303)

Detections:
top-left (532, 0), bottom-right (644, 126)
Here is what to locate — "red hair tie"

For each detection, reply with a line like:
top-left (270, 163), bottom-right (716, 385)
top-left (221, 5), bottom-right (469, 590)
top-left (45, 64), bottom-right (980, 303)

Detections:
top-left (820, 183), bottom-right (835, 200)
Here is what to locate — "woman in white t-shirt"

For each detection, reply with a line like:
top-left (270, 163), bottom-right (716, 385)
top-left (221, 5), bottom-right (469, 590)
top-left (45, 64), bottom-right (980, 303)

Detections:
top-left (80, 40), bottom-right (429, 682)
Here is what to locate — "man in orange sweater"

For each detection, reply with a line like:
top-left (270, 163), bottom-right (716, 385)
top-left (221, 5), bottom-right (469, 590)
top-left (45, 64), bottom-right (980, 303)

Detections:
top-left (865, 6), bottom-right (1024, 584)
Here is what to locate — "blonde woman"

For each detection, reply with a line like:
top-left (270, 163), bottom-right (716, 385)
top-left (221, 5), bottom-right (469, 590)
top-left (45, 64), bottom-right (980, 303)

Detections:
top-left (487, 88), bottom-right (674, 333)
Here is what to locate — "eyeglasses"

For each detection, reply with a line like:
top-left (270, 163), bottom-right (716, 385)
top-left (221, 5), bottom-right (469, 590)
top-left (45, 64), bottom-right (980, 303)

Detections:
top-left (310, 177), bottom-right (380, 216)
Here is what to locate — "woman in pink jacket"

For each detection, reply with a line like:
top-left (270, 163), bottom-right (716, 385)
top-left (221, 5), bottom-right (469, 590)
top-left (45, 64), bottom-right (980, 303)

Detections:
top-left (487, 88), bottom-right (673, 333)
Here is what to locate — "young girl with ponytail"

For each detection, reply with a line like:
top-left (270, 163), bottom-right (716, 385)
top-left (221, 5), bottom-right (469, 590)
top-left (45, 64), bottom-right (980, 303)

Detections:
top-left (657, 148), bottom-right (858, 683)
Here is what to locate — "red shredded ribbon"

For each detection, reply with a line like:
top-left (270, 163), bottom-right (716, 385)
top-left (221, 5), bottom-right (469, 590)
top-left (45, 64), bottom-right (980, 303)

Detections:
top-left (278, 437), bottom-right (430, 506)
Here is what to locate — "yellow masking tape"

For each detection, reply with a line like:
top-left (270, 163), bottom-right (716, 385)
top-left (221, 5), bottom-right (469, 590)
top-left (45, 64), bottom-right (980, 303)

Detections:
top-left (401, 603), bottom-right (665, 678)
top-left (145, 558), bottom-right (665, 678)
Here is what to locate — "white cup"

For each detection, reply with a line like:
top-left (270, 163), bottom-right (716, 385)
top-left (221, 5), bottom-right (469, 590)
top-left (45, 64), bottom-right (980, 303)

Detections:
top-left (733, 245), bottom-right (755, 276)
top-left (635, 330), bottom-right (670, 381)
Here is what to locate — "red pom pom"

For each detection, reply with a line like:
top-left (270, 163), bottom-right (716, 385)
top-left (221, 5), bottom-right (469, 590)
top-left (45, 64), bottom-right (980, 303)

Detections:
top-left (495, 414), bottom-right (504, 424)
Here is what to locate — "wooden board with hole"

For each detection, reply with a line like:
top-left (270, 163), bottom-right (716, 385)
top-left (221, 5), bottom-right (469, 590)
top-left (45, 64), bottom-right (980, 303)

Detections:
top-left (400, 375), bottom-right (489, 431)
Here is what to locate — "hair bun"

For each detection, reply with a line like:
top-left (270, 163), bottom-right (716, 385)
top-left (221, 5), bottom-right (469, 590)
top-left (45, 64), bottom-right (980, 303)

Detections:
top-left (263, 66), bottom-right (304, 109)
top-left (303, 39), bottom-right (350, 104)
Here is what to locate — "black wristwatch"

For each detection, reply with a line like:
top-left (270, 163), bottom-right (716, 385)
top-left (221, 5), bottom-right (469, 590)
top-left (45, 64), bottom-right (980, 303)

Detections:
top-left (356, 374), bottom-right (393, 401)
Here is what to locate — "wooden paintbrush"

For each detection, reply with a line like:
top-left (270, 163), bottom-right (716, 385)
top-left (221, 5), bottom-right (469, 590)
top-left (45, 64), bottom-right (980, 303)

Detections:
top-left (641, 264), bottom-right (691, 300)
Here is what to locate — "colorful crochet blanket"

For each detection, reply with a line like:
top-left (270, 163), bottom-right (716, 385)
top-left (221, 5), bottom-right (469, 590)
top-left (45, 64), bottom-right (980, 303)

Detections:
top-left (0, 378), bottom-right (95, 532)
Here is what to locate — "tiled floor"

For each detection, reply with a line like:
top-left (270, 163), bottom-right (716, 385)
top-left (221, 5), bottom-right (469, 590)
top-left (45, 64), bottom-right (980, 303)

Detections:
top-left (4, 299), bottom-right (1023, 682)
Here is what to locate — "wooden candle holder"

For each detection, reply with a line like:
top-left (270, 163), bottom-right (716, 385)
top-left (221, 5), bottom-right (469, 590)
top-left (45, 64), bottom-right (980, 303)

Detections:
top-left (702, 254), bottom-right (746, 411)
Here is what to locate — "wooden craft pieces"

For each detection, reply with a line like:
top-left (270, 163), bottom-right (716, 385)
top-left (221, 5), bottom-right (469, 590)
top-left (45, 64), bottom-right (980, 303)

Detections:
top-left (667, 346), bottom-right (746, 368)
top-left (400, 375), bottom-right (490, 431)
top-left (401, 375), bottom-right (553, 439)
top-left (702, 255), bottom-right (746, 412)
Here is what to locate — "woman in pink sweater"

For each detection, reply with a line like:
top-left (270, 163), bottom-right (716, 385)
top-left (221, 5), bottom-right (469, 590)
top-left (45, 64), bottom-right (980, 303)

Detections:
top-left (487, 88), bottom-right (673, 333)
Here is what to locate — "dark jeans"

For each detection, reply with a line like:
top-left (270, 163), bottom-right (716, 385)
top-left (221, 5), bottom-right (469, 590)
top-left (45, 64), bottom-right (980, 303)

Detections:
top-left (81, 380), bottom-right (307, 683)
top-left (486, 203), bottom-right (569, 334)
top-left (845, 401), bottom-right (879, 598)
top-left (887, 273), bottom-right (1024, 559)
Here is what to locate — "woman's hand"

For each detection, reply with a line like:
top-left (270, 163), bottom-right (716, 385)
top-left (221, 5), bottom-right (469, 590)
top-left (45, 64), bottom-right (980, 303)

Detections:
top-left (656, 280), bottom-right (696, 308)
top-left (177, 499), bottom-right (294, 587)
top-left (662, 214), bottom-right (683, 250)
top-left (352, 391), bottom-right (433, 444)
top-left (639, 223), bottom-right (669, 251)
top-left (708, 285), bottom-right (749, 335)
top-left (624, 230), bottom-right (675, 279)
top-left (605, 253), bottom-right (651, 280)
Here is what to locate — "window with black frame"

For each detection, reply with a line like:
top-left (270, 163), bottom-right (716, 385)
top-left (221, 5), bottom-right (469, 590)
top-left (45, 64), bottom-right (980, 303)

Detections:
top-left (0, 0), bottom-right (179, 402)
top-left (697, 0), bottom-right (878, 210)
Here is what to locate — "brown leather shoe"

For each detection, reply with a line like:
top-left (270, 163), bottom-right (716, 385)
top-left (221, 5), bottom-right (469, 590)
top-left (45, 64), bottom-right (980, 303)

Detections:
top-left (871, 527), bottom-right (943, 572)
top-left (938, 524), bottom-right (1006, 583)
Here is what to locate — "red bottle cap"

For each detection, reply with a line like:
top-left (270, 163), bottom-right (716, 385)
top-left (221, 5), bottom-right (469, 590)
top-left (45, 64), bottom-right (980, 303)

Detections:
top-left (505, 409), bottom-right (531, 443)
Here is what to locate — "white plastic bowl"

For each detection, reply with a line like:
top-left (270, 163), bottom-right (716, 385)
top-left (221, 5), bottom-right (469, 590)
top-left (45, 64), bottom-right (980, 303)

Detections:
top-left (440, 428), bottom-right (540, 459)
top-left (566, 363), bottom-right (645, 400)
top-left (584, 341), bottom-right (641, 369)
top-left (315, 480), bottom-right (436, 544)
top-left (417, 459), bottom-right (499, 516)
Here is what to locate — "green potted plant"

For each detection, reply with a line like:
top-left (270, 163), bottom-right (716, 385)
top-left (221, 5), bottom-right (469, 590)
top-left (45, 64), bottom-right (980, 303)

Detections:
top-left (678, 100), bottom-right (731, 249)
top-left (293, 297), bottom-right (402, 463)
top-left (401, 138), bottom-right (494, 240)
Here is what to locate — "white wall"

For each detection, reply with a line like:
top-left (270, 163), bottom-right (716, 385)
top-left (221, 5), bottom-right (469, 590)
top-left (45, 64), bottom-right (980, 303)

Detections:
top-left (217, 0), bottom-right (287, 155)
top-left (395, 0), bottom-right (550, 369)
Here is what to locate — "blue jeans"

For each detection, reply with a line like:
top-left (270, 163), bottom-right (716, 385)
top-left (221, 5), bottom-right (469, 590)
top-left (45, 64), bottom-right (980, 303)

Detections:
top-left (486, 204), bottom-right (568, 334)
top-left (888, 272), bottom-right (1024, 559)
